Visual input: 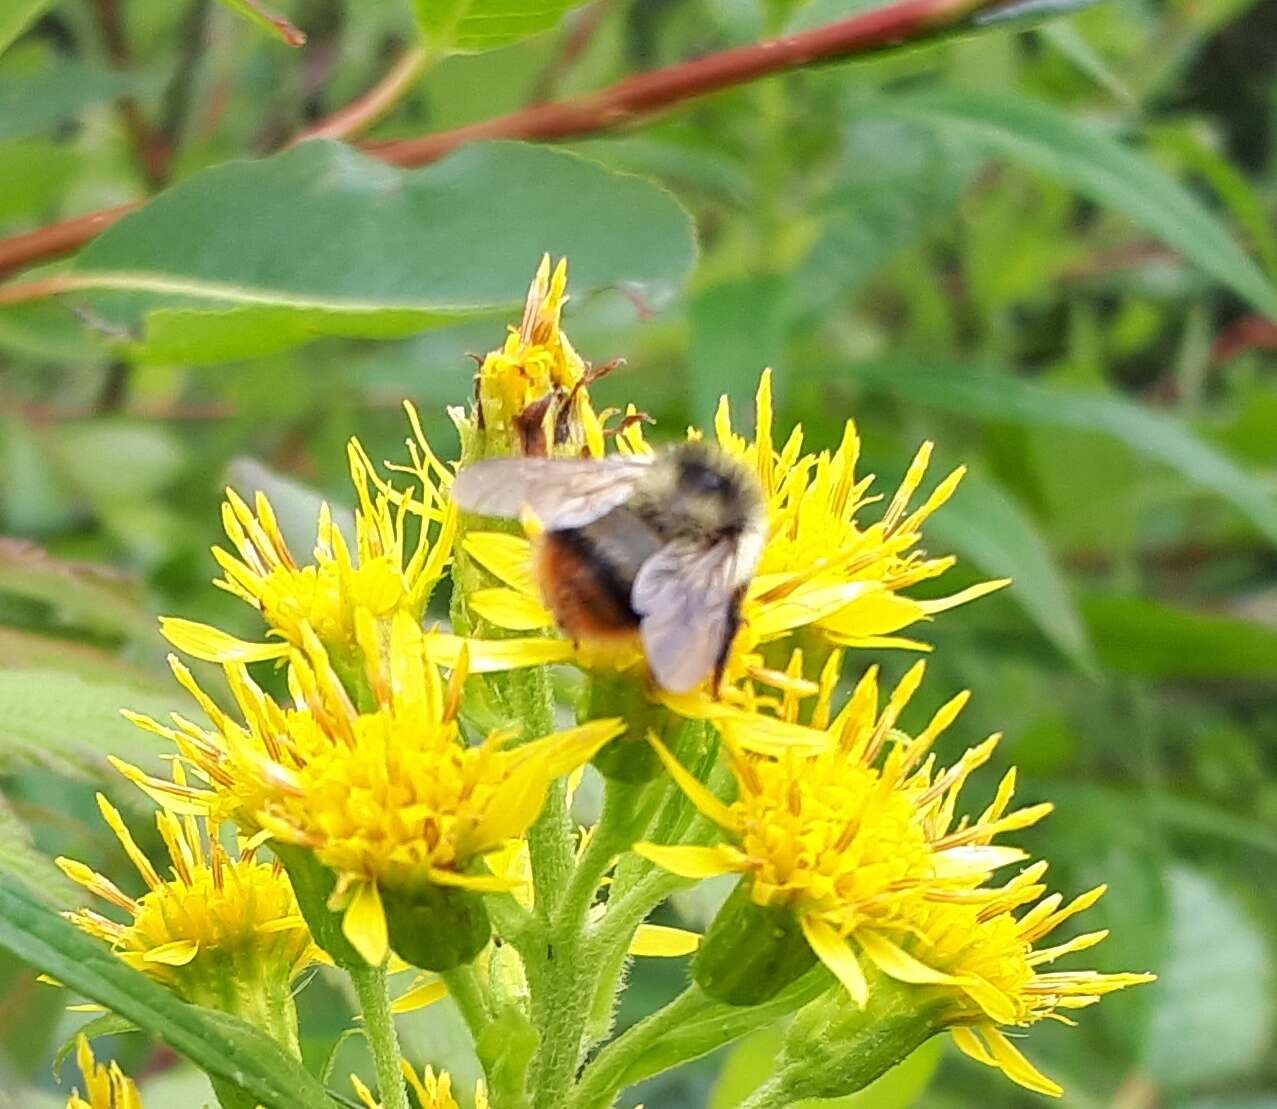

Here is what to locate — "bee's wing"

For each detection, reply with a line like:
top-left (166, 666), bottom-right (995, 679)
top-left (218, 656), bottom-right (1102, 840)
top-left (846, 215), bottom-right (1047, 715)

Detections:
top-left (631, 539), bottom-right (745, 693)
top-left (452, 457), bottom-right (651, 530)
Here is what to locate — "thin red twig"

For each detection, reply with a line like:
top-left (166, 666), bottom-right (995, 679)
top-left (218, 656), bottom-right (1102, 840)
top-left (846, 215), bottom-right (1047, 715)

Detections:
top-left (0, 0), bottom-right (999, 281)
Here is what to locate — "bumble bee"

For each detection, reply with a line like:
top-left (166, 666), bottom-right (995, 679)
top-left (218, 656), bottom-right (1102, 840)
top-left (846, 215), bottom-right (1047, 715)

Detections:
top-left (452, 441), bottom-right (767, 693)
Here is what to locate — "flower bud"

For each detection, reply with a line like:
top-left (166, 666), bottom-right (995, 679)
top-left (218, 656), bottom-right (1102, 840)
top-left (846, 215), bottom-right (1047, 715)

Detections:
top-left (382, 883), bottom-right (492, 972)
top-left (692, 880), bottom-right (819, 1006)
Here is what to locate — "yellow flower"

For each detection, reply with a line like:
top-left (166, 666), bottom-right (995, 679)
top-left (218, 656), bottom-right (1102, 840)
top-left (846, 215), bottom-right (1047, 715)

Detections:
top-left (634, 662), bottom-right (1050, 1006)
top-left (67, 1035), bottom-right (143, 1109)
top-left (452, 369), bottom-right (1006, 707)
top-left (56, 780), bottom-right (319, 1023)
top-left (460, 253), bottom-right (605, 459)
top-left (121, 612), bottom-right (623, 966)
top-left (352, 1062), bottom-right (488, 1109)
top-left (161, 408), bottom-right (455, 667)
top-left (908, 868), bottom-right (1155, 1098)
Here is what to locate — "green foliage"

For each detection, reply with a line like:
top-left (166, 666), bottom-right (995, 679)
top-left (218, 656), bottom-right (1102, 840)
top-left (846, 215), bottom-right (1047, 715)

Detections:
top-left (73, 141), bottom-right (696, 365)
top-left (2, 0), bottom-right (1277, 1105)
top-left (0, 875), bottom-right (334, 1109)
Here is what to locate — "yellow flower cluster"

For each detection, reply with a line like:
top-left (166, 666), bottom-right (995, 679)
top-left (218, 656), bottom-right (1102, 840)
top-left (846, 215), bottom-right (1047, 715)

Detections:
top-left (353, 1062), bottom-right (488, 1109)
top-left (50, 257), bottom-right (1152, 1108)
top-left (638, 660), bottom-right (1153, 1095)
top-left (58, 783), bottom-right (319, 1003)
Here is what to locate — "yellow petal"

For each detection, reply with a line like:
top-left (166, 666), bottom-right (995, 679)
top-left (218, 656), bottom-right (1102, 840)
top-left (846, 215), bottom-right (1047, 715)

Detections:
top-left (950, 1025), bottom-right (996, 1066)
top-left (425, 868), bottom-right (518, 892)
top-left (391, 977), bottom-right (449, 1013)
top-left (817, 590), bottom-right (929, 638)
top-left (918, 579), bottom-right (1011, 615)
top-left (462, 532), bottom-right (538, 596)
top-left (629, 924), bottom-right (700, 957)
top-left (159, 617), bottom-right (288, 662)
top-left (424, 633), bottom-right (574, 672)
top-left (631, 842), bottom-right (744, 880)
top-left (856, 929), bottom-right (966, 987)
top-left (801, 916), bottom-right (868, 1007)
top-left (473, 763), bottom-right (553, 847)
top-left (647, 732), bottom-right (740, 833)
top-left (469, 588), bottom-right (554, 631)
top-left (932, 845), bottom-right (1028, 879)
top-left (719, 714), bottom-right (830, 758)
top-left (981, 1026), bottom-right (1063, 1097)
top-left (342, 882), bottom-right (388, 966)
top-left (143, 939), bottom-right (199, 966)
top-left (350, 1073), bottom-right (379, 1109)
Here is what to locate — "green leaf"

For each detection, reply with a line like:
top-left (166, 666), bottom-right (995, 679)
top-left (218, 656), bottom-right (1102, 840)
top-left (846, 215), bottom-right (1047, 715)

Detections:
top-left (0, 874), bottom-right (333, 1109)
top-left (415, 0), bottom-right (588, 53)
top-left (1081, 596), bottom-right (1277, 679)
top-left (0, 539), bottom-right (153, 640)
top-left (214, 0), bottom-right (306, 46)
top-left (615, 970), bottom-right (832, 1090)
top-left (0, 0), bottom-right (54, 57)
top-left (0, 668), bottom-right (174, 776)
top-left (925, 470), bottom-right (1094, 670)
top-left (0, 59), bottom-right (134, 142)
top-left (51, 1013), bottom-right (140, 1080)
top-left (879, 89), bottom-right (1277, 318)
top-left (0, 792), bottom-right (77, 907)
top-left (62, 140), bottom-right (695, 366)
top-left (845, 361), bottom-right (1277, 545)
top-left (1142, 865), bottom-right (1274, 1087)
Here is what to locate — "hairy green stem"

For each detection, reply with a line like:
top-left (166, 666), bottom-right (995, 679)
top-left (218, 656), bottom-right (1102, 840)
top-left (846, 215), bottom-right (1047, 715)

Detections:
top-left (441, 963), bottom-right (494, 1041)
top-left (350, 963), bottom-right (408, 1109)
top-left (570, 986), bottom-right (716, 1109)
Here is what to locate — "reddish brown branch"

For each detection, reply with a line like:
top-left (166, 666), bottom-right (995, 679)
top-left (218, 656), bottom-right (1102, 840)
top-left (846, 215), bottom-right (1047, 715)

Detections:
top-left (291, 46), bottom-right (429, 144)
top-left (0, 0), bottom-right (1001, 281)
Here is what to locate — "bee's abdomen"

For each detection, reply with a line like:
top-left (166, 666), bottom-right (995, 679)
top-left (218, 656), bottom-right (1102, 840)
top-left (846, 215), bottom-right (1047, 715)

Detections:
top-left (535, 528), bottom-right (641, 641)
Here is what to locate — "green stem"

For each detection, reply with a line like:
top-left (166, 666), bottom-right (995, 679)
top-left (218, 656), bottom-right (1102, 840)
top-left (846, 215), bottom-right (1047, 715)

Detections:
top-left (441, 963), bottom-right (493, 1042)
top-left (350, 963), bottom-right (408, 1109)
top-left (529, 778), bottom-right (645, 1106)
top-left (570, 986), bottom-right (716, 1109)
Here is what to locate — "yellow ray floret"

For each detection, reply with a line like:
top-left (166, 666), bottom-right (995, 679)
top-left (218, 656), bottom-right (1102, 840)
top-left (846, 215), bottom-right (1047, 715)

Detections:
top-left (912, 867), bottom-right (1155, 1097)
top-left (66, 1036), bottom-right (143, 1109)
top-left (161, 405), bottom-right (455, 665)
top-left (124, 611), bottom-right (623, 967)
top-left (352, 1063), bottom-right (488, 1109)
top-left (56, 774), bottom-right (319, 1003)
top-left (635, 662), bottom-right (1048, 1007)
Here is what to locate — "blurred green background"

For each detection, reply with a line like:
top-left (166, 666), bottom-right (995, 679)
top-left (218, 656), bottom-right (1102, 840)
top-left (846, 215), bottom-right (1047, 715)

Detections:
top-left (2, 0), bottom-right (1276, 1106)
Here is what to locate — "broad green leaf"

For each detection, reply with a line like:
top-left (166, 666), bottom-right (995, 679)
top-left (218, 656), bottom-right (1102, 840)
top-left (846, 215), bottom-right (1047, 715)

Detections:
top-left (879, 89), bottom-right (1277, 319)
top-left (0, 59), bottom-right (134, 142)
top-left (0, 539), bottom-right (153, 640)
top-left (925, 471), bottom-right (1094, 670)
top-left (62, 140), bottom-right (695, 365)
top-left (1081, 596), bottom-right (1277, 679)
top-left (0, 0), bottom-right (54, 57)
top-left (214, 0), bottom-right (306, 46)
top-left (0, 627), bottom-right (169, 687)
top-left (1142, 866), bottom-right (1274, 1087)
top-left (0, 792), bottom-right (76, 907)
top-left (0, 874), bottom-right (332, 1109)
top-left (845, 361), bottom-right (1277, 545)
top-left (0, 669), bottom-right (174, 776)
top-left (415, 0), bottom-right (588, 53)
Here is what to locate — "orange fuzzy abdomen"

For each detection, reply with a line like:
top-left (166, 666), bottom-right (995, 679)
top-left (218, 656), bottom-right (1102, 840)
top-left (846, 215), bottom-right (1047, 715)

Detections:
top-left (534, 530), bottom-right (641, 644)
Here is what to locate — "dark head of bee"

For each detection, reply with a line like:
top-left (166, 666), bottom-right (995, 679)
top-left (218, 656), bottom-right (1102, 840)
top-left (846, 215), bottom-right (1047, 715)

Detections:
top-left (632, 441), bottom-right (764, 544)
